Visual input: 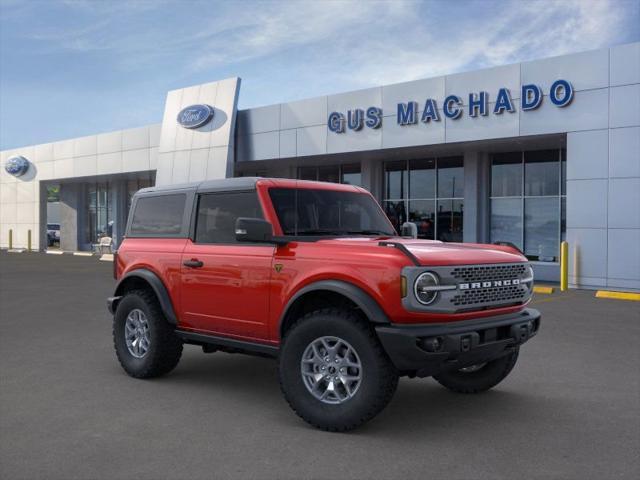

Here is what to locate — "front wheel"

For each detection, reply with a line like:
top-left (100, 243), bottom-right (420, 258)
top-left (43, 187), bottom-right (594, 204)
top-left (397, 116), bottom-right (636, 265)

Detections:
top-left (279, 308), bottom-right (398, 432)
top-left (113, 289), bottom-right (183, 379)
top-left (433, 348), bottom-right (519, 394)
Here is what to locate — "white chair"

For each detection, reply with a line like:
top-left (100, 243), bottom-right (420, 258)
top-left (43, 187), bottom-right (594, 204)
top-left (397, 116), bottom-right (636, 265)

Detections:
top-left (98, 236), bottom-right (113, 254)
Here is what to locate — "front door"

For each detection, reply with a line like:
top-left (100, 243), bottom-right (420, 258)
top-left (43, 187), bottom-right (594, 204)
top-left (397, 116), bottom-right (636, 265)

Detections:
top-left (180, 191), bottom-right (274, 341)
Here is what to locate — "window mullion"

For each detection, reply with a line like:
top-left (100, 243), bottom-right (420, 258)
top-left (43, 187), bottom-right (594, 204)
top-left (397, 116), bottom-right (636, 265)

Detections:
top-left (558, 148), bottom-right (562, 256)
top-left (521, 152), bottom-right (525, 254)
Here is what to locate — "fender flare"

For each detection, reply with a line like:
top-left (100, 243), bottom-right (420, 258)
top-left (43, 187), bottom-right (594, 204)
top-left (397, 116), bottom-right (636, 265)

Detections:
top-left (279, 280), bottom-right (390, 333)
top-left (113, 269), bottom-right (178, 325)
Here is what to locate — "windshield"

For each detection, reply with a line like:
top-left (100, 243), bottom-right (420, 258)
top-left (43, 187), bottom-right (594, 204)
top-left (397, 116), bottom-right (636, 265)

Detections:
top-left (269, 187), bottom-right (396, 237)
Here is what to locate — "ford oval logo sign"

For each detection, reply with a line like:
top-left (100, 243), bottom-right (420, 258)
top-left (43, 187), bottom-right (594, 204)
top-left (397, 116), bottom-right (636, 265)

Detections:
top-left (176, 104), bottom-right (214, 129)
top-left (5, 156), bottom-right (30, 177)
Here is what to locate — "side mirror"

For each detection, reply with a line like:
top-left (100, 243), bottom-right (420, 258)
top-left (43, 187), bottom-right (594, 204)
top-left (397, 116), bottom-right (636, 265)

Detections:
top-left (235, 217), bottom-right (275, 243)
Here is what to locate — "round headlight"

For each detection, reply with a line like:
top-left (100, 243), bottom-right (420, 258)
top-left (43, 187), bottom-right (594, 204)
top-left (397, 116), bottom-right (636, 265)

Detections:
top-left (414, 272), bottom-right (440, 305)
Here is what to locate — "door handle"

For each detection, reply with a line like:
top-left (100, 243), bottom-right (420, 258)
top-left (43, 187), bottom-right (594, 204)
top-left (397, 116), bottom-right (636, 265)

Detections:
top-left (183, 259), bottom-right (204, 268)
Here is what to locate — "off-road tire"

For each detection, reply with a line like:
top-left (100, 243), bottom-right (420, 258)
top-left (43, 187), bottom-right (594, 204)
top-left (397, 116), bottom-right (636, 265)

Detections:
top-left (113, 289), bottom-right (183, 379)
top-left (433, 348), bottom-right (519, 393)
top-left (279, 308), bottom-right (398, 432)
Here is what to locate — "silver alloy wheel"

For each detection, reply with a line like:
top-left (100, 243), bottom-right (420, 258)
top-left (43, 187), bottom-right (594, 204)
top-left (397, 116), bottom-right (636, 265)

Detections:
top-left (125, 308), bottom-right (151, 358)
top-left (300, 336), bottom-right (362, 405)
top-left (459, 362), bottom-right (487, 373)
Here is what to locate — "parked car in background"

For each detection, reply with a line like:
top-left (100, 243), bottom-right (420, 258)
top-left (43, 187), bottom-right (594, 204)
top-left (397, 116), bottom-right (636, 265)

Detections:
top-left (46, 223), bottom-right (60, 246)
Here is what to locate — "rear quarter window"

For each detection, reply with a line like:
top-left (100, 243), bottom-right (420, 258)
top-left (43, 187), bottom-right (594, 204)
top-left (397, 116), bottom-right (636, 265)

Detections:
top-left (129, 194), bottom-right (186, 236)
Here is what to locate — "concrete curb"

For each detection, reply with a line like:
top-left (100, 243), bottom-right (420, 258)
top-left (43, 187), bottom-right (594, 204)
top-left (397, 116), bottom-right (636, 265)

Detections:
top-left (533, 285), bottom-right (555, 294)
top-left (595, 290), bottom-right (640, 302)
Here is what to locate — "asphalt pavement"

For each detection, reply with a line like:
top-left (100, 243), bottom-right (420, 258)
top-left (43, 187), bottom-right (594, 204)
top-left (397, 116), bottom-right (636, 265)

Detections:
top-left (0, 251), bottom-right (638, 480)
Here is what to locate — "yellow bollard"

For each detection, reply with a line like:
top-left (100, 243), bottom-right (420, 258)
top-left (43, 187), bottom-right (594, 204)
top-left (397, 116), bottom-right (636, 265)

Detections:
top-left (560, 241), bottom-right (568, 292)
top-left (8, 229), bottom-right (12, 250)
top-left (28, 229), bottom-right (32, 252)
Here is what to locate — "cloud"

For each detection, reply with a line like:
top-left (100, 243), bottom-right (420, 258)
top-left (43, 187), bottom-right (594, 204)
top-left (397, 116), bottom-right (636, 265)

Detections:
top-left (179, 0), bottom-right (633, 94)
top-left (321, 0), bottom-right (628, 88)
top-left (188, 1), bottom-right (414, 71)
top-left (1, 0), bottom-right (637, 148)
top-left (5, 0), bottom-right (632, 80)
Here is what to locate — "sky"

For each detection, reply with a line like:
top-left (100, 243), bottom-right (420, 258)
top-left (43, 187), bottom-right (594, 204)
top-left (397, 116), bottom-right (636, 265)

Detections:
top-left (1, 0), bottom-right (639, 150)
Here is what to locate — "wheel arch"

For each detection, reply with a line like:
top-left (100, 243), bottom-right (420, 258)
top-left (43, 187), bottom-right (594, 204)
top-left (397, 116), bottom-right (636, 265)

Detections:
top-left (112, 269), bottom-right (178, 325)
top-left (279, 280), bottom-right (390, 339)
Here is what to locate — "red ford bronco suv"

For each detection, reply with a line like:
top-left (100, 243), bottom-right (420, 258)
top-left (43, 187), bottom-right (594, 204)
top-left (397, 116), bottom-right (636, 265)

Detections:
top-left (109, 177), bottom-right (540, 431)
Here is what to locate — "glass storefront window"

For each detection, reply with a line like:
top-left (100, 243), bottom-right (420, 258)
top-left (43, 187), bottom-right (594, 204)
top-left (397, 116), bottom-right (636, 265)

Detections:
top-left (437, 199), bottom-right (464, 242)
top-left (318, 165), bottom-right (340, 183)
top-left (491, 152), bottom-right (522, 197)
top-left (384, 161), bottom-right (407, 200)
top-left (490, 149), bottom-right (566, 262)
top-left (298, 166), bottom-right (317, 181)
top-left (409, 200), bottom-right (435, 239)
top-left (383, 157), bottom-right (463, 240)
top-left (341, 164), bottom-right (362, 186)
top-left (437, 157), bottom-right (464, 198)
top-left (561, 149), bottom-right (567, 196)
top-left (47, 185), bottom-right (60, 202)
top-left (126, 176), bottom-right (155, 219)
top-left (561, 197), bottom-right (566, 242)
top-left (524, 150), bottom-right (560, 196)
top-left (86, 182), bottom-right (112, 244)
top-left (383, 200), bottom-right (407, 233)
top-left (409, 159), bottom-right (435, 199)
top-left (524, 197), bottom-right (560, 261)
top-left (297, 164), bottom-right (361, 186)
top-left (490, 198), bottom-right (523, 251)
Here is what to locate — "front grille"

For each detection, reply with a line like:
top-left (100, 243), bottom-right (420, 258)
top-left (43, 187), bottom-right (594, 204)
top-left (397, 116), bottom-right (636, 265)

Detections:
top-left (402, 262), bottom-right (533, 314)
top-left (452, 284), bottom-right (527, 307)
top-left (449, 263), bottom-right (530, 309)
top-left (451, 264), bottom-right (528, 283)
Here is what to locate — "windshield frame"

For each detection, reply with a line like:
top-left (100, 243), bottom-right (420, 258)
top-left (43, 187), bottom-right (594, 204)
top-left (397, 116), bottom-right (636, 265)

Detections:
top-left (267, 186), bottom-right (397, 239)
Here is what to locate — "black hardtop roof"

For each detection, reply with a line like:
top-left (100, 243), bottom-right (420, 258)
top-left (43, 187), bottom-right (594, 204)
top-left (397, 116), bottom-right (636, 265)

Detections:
top-left (136, 177), bottom-right (261, 196)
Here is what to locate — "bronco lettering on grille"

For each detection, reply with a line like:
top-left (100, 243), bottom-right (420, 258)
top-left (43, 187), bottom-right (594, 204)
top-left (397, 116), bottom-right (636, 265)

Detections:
top-left (459, 279), bottom-right (521, 290)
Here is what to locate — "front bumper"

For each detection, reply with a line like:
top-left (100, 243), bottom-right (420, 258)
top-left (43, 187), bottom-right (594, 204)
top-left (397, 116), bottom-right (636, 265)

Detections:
top-left (376, 308), bottom-right (541, 377)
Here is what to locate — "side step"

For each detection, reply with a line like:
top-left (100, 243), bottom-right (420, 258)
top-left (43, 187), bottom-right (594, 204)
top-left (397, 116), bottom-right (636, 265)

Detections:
top-left (175, 330), bottom-right (279, 358)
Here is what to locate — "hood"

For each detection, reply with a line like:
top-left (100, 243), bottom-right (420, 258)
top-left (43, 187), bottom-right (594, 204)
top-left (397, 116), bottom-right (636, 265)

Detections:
top-left (319, 237), bottom-right (526, 266)
top-left (397, 239), bottom-right (526, 266)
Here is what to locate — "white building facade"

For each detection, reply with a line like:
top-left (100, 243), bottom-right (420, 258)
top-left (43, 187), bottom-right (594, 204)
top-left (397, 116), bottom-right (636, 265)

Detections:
top-left (1, 43), bottom-right (639, 291)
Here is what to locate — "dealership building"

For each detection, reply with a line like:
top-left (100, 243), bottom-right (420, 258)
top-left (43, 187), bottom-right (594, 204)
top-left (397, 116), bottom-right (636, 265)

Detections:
top-left (1, 42), bottom-right (639, 291)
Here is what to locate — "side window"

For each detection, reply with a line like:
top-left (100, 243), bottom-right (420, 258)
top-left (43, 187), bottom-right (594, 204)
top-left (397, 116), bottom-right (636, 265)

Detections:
top-left (195, 191), bottom-right (264, 244)
top-left (130, 194), bottom-right (186, 236)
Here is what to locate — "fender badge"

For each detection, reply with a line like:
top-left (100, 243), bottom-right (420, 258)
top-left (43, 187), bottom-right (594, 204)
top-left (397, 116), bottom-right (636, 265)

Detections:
top-left (274, 264), bottom-right (283, 273)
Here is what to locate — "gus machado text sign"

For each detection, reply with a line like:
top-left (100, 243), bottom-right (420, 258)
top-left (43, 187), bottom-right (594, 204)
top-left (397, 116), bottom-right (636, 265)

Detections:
top-left (327, 79), bottom-right (573, 133)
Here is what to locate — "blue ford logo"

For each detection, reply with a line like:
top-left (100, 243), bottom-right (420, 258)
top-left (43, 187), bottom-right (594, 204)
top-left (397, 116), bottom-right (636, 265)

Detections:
top-left (5, 156), bottom-right (30, 177)
top-left (176, 104), bottom-right (214, 129)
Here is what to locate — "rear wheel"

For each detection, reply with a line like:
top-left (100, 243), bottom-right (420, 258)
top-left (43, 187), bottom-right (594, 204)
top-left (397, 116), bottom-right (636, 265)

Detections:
top-left (279, 308), bottom-right (398, 432)
top-left (433, 348), bottom-right (519, 393)
top-left (113, 289), bottom-right (183, 379)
